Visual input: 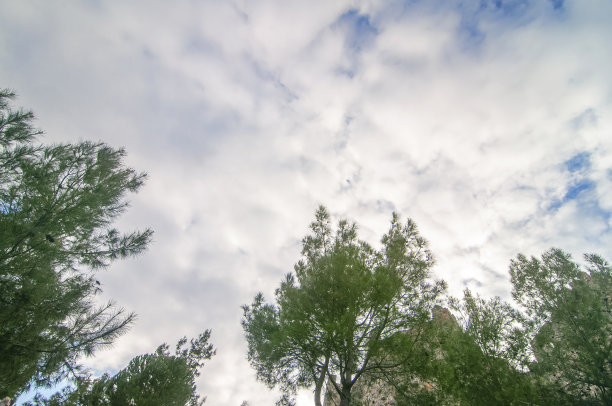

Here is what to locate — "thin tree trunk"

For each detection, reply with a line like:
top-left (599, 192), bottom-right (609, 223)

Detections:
top-left (314, 382), bottom-right (323, 406)
top-left (314, 356), bottom-right (329, 406)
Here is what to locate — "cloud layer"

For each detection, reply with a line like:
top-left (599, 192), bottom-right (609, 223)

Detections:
top-left (2, 0), bottom-right (611, 403)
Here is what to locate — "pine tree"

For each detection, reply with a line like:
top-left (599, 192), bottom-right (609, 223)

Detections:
top-left (242, 207), bottom-right (446, 406)
top-left (0, 89), bottom-right (153, 397)
top-left (27, 331), bottom-right (215, 406)
top-left (511, 249), bottom-right (612, 404)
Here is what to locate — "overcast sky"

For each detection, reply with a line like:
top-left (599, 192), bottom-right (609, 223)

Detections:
top-left (2, 0), bottom-right (611, 404)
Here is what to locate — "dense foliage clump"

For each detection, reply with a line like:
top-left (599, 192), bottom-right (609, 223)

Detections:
top-left (27, 331), bottom-right (215, 406)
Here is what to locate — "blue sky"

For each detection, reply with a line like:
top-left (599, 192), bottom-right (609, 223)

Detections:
top-left (1, 0), bottom-right (611, 404)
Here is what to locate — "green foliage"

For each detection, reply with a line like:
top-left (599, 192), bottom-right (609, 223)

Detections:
top-left (437, 293), bottom-right (546, 405)
top-left (450, 290), bottom-right (529, 370)
top-left (242, 206), bottom-right (446, 406)
top-left (511, 249), bottom-right (612, 404)
top-left (426, 248), bottom-right (612, 405)
top-left (26, 331), bottom-right (215, 406)
top-left (0, 89), bottom-right (153, 397)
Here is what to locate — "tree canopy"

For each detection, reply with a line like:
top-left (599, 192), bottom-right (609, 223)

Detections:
top-left (422, 248), bottom-right (612, 405)
top-left (0, 89), bottom-right (153, 398)
top-left (242, 206), bottom-right (446, 406)
top-left (243, 206), bottom-right (611, 406)
top-left (26, 330), bottom-right (215, 406)
top-left (511, 249), bottom-right (612, 404)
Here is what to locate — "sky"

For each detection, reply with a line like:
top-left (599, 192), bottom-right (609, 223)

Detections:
top-left (1, 0), bottom-right (611, 404)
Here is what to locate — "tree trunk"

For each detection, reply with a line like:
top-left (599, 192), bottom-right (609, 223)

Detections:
top-left (314, 356), bottom-right (329, 406)
top-left (314, 384), bottom-right (323, 406)
top-left (338, 387), bottom-right (351, 406)
top-left (338, 346), bottom-right (353, 406)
